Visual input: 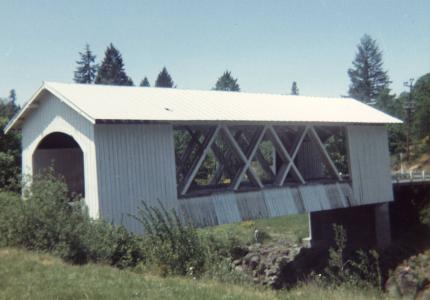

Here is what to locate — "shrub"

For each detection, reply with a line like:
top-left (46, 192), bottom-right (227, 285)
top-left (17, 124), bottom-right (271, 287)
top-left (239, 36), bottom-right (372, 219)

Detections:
top-left (133, 201), bottom-right (206, 276)
top-left (82, 220), bottom-right (145, 268)
top-left (0, 172), bottom-right (145, 267)
top-left (0, 191), bottom-right (24, 247)
top-left (324, 224), bottom-right (382, 289)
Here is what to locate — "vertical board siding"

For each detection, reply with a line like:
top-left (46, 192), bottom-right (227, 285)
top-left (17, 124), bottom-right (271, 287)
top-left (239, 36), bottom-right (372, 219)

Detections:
top-left (295, 140), bottom-right (325, 179)
top-left (346, 125), bottom-right (393, 205)
top-left (21, 93), bottom-right (99, 218)
top-left (299, 185), bottom-right (327, 212)
top-left (180, 183), bottom-right (354, 227)
top-left (236, 191), bottom-right (269, 220)
top-left (94, 124), bottom-right (179, 233)
top-left (263, 188), bottom-right (300, 217)
top-left (212, 193), bottom-right (242, 224)
top-left (179, 196), bottom-right (218, 227)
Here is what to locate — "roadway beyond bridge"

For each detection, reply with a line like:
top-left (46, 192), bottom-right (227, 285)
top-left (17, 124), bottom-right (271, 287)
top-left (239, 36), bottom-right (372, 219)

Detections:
top-left (392, 170), bottom-right (430, 186)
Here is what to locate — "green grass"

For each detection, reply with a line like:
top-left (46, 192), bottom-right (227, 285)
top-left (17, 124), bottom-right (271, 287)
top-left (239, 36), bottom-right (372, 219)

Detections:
top-left (0, 248), bottom-right (274, 300)
top-left (0, 248), bottom-right (390, 300)
top-left (198, 214), bottom-right (309, 244)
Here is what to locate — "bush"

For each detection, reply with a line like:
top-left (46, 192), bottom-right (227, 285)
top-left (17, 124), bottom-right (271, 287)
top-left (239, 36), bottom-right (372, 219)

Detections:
top-left (134, 201), bottom-right (206, 276)
top-left (0, 172), bottom-right (145, 267)
top-left (324, 224), bottom-right (382, 289)
top-left (82, 220), bottom-right (145, 268)
top-left (0, 191), bottom-right (24, 247)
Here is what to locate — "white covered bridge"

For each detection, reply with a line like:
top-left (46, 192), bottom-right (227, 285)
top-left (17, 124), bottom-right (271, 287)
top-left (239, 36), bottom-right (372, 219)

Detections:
top-left (5, 82), bottom-right (401, 248)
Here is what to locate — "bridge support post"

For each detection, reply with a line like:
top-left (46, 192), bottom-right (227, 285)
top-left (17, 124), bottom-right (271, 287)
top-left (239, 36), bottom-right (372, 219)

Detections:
top-left (307, 203), bottom-right (391, 250)
top-left (374, 202), bottom-right (391, 249)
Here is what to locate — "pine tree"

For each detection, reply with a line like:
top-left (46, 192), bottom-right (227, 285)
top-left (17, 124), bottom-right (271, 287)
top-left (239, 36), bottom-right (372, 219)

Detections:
top-left (74, 44), bottom-right (98, 84)
top-left (95, 43), bottom-right (133, 86)
top-left (140, 77), bottom-right (150, 87)
top-left (0, 95), bottom-right (21, 191)
top-left (8, 89), bottom-right (16, 104)
top-left (291, 82), bottom-right (299, 95)
top-left (348, 34), bottom-right (389, 103)
top-left (412, 73), bottom-right (430, 143)
top-left (213, 71), bottom-right (240, 91)
top-left (155, 67), bottom-right (174, 88)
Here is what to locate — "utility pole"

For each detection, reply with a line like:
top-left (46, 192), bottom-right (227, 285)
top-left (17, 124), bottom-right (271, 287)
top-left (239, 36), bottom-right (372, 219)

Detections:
top-left (403, 78), bottom-right (415, 163)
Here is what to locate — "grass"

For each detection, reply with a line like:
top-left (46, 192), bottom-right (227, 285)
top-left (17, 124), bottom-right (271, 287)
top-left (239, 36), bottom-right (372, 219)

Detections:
top-left (198, 214), bottom-right (309, 245)
top-left (0, 248), bottom-right (274, 300)
top-left (0, 248), bottom-right (390, 300)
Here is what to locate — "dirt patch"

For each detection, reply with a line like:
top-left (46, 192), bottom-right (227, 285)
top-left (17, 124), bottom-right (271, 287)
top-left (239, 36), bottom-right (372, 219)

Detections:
top-left (0, 249), bottom-right (11, 257)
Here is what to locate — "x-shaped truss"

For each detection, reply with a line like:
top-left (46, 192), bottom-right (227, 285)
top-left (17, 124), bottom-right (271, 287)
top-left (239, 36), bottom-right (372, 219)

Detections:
top-left (175, 125), bottom-right (342, 195)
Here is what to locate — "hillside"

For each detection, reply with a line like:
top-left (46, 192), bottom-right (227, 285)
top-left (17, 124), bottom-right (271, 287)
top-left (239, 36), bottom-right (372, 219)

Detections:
top-left (0, 248), bottom-right (389, 300)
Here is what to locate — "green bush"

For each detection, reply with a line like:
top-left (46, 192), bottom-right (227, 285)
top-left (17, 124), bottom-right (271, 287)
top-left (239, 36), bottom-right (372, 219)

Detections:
top-left (0, 191), bottom-right (24, 247)
top-left (134, 201), bottom-right (206, 276)
top-left (0, 172), bottom-right (145, 267)
top-left (324, 224), bottom-right (382, 289)
top-left (82, 220), bottom-right (145, 268)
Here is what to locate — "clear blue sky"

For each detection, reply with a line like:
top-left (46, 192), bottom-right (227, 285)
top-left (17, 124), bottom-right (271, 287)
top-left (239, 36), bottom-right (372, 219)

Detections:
top-left (0, 0), bottom-right (429, 105)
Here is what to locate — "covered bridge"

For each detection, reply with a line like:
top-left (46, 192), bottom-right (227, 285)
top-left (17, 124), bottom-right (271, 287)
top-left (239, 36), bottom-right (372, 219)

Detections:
top-left (5, 82), bottom-right (401, 248)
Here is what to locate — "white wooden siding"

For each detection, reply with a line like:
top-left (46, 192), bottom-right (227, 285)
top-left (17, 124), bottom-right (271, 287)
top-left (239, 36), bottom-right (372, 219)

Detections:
top-left (346, 125), bottom-right (393, 205)
top-left (21, 92), bottom-right (99, 218)
top-left (179, 183), bottom-right (354, 227)
top-left (94, 124), bottom-right (179, 233)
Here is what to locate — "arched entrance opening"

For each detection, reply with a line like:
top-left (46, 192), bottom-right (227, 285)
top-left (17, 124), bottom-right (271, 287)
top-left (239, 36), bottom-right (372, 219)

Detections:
top-left (32, 132), bottom-right (85, 198)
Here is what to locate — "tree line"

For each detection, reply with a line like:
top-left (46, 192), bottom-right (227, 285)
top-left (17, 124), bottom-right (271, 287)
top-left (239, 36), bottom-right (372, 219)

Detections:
top-left (347, 34), bottom-right (430, 163)
top-left (0, 35), bottom-right (429, 191)
top-left (75, 37), bottom-right (429, 163)
top-left (74, 43), bottom-right (243, 91)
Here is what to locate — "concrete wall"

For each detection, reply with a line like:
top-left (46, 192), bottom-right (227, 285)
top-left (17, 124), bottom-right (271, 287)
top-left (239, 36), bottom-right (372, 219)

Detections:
top-left (94, 124), bottom-right (179, 233)
top-left (21, 92), bottom-right (99, 218)
top-left (309, 203), bottom-right (391, 249)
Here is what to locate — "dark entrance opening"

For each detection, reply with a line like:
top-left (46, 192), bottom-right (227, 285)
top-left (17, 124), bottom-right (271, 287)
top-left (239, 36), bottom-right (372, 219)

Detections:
top-left (33, 132), bottom-right (85, 198)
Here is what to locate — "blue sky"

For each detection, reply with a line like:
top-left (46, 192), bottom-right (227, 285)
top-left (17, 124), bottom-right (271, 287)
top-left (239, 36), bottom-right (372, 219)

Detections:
top-left (0, 0), bottom-right (429, 105)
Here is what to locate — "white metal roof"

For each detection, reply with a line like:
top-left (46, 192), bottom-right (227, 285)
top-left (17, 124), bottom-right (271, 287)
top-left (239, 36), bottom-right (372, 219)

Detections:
top-left (5, 81), bottom-right (402, 133)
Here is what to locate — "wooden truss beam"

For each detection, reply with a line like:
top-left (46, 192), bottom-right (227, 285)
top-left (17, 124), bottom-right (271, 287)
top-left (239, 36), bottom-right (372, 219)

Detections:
top-left (308, 126), bottom-right (342, 181)
top-left (221, 125), bottom-right (266, 190)
top-left (174, 124), bottom-right (344, 195)
top-left (266, 126), bottom-right (306, 186)
top-left (238, 131), bottom-right (275, 180)
top-left (179, 126), bottom-right (220, 195)
top-left (176, 128), bottom-right (202, 176)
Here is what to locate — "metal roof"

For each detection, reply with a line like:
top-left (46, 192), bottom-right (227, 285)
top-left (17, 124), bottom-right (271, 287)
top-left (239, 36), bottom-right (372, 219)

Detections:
top-left (5, 81), bottom-right (402, 133)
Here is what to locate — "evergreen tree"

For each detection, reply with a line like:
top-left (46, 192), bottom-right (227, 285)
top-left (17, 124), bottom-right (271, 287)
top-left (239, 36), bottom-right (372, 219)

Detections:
top-left (74, 44), bottom-right (98, 84)
top-left (0, 96), bottom-right (21, 191)
top-left (213, 71), bottom-right (240, 91)
top-left (291, 81), bottom-right (299, 95)
top-left (412, 73), bottom-right (430, 144)
top-left (375, 89), bottom-right (406, 155)
top-left (140, 77), bottom-right (150, 87)
top-left (155, 67), bottom-right (174, 88)
top-left (9, 89), bottom-right (16, 104)
top-left (348, 34), bottom-right (389, 103)
top-left (95, 43), bottom-right (133, 86)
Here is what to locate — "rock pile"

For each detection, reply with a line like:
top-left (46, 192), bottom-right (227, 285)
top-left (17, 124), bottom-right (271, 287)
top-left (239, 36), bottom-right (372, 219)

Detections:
top-left (229, 241), bottom-right (327, 289)
top-left (385, 251), bottom-right (430, 299)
